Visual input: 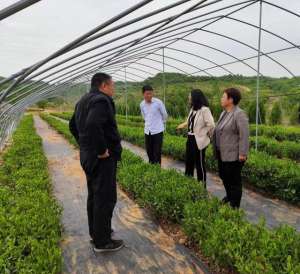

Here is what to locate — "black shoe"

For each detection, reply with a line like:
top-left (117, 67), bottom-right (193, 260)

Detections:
top-left (90, 229), bottom-right (114, 245)
top-left (221, 196), bottom-right (229, 204)
top-left (93, 239), bottom-right (124, 253)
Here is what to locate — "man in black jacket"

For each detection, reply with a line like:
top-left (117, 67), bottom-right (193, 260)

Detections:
top-left (69, 73), bottom-right (123, 252)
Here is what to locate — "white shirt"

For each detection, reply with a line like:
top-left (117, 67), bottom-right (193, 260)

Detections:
top-left (140, 98), bottom-right (168, 135)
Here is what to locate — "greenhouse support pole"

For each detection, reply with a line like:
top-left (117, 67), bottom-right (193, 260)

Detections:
top-left (125, 67), bottom-right (128, 121)
top-left (255, 0), bottom-right (263, 151)
top-left (163, 47), bottom-right (166, 105)
top-left (162, 47), bottom-right (167, 129)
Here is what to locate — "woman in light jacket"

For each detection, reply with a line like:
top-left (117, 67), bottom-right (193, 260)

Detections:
top-left (177, 89), bottom-right (215, 188)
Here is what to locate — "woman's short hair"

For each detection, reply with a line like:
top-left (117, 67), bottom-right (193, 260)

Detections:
top-left (224, 87), bottom-right (242, 105)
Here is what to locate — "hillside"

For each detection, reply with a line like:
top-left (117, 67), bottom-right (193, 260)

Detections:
top-left (114, 73), bottom-right (300, 125)
top-left (1, 73), bottom-right (299, 125)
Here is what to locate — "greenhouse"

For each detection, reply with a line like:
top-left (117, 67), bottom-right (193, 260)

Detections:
top-left (0, 0), bottom-right (299, 273)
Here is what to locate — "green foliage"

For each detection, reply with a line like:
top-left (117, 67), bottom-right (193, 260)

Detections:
top-left (247, 100), bottom-right (266, 124)
top-left (0, 115), bottom-right (62, 273)
top-left (51, 111), bottom-right (300, 142)
top-left (249, 136), bottom-right (300, 161)
top-left (113, 73), bottom-right (300, 125)
top-left (40, 114), bottom-right (78, 147)
top-left (36, 100), bottom-right (48, 109)
top-left (46, 112), bottom-right (300, 202)
top-left (50, 112), bottom-right (73, 121)
top-left (289, 104), bottom-right (300, 125)
top-left (210, 100), bottom-right (223, 121)
top-left (34, 83), bottom-right (87, 108)
top-left (40, 113), bottom-right (300, 274)
top-left (183, 201), bottom-right (300, 273)
top-left (118, 153), bottom-right (206, 222)
top-left (121, 149), bottom-right (300, 274)
top-left (117, 124), bottom-right (300, 203)
top-left (242, 150), bottom-right (300, 202)
top-left (250, 124), bottom-right (300, 142)
top-left (270, 102), bottom-right (282, 125)
top-left (116, 114), bottom-right (300, 160)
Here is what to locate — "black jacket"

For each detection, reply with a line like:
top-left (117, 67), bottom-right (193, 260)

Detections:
top-left (69, 87), bottom-right (122, 160)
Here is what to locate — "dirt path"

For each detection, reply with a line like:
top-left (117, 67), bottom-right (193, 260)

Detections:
top-left (122, 141), bottom-right (300, 232)
top-left (34, 115), bottom-right (209, 274)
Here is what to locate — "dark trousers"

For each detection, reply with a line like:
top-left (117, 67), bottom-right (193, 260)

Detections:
top-left (217, 151), bottom-right (244, 208)
top-left (185, 135), bottom-right (207, 188)
top-left (80, 151), bottom-right (117, 246)
top-left (145, 132), bottom-right (163, 165)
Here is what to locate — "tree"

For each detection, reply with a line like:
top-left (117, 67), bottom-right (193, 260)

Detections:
top-left (210, 100), bottom-right (223, 121)
top-left (36, 100), bottom-right (47, 109)
top-left (247, 100), bottom-right (266, 124)
top-left (270, 102), bottom-right (282, 125)
top-left (289, 104), bottom-right (300, 125)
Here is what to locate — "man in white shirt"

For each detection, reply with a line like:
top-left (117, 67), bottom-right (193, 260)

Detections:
top-left (140, 85), bottom-right (168, 165)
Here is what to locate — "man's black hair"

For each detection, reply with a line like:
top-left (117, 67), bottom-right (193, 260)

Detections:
top-left (91, 73), bottom-right (112, 88)
top-left (142, 85), bottom-right (154, 94)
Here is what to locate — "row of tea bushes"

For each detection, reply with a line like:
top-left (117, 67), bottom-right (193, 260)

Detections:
top-left (0, 115), bottom-right (62, 273)
top-left (117, 114), bottom-right (300, 143)
top-left (40, 113), bottom-right (78, 147)
top-left (119, 149), bottom-right (300, 274)
top-left (249, 124), bottom-right (300, 143)
top-left (52, 112), bottom-right (300, 143)
top-left (41, 113), bottom-right (300, 274)
top-left (118, 125), bottom-right (300, 204)
top-left (249, 136), bottom-right (300, 161)
top-left (46, 113), bottom-right (300, 203)
top-left (116, 117), bottom-right (300, 161)
top-left (49, 111), bottom-right (73, 121)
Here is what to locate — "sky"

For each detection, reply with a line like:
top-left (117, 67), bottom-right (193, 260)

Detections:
top-left (0, 0), bottom-right (300, 80)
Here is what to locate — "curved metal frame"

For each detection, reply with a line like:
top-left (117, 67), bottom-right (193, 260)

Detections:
top-left (0, 0), bottom-right (299, 151)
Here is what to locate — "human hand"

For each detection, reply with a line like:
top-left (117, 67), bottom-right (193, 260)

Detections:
top-left (98, 149), bottom-right (110, 159)
top-left (177, 123), bottom-right (185, 130)
top-left (239, 155), bottom-right (247, 162)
